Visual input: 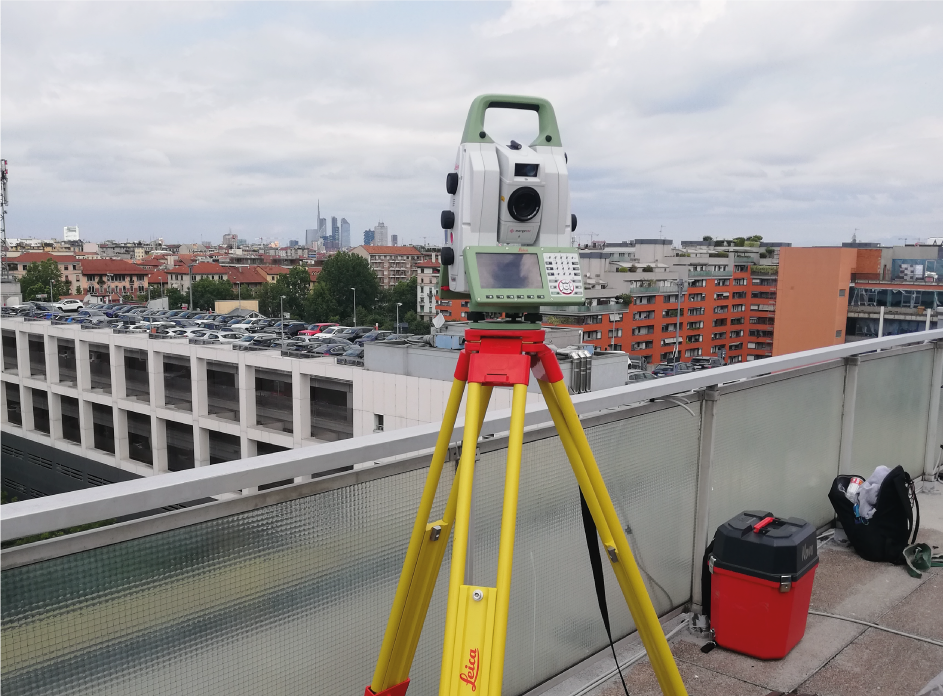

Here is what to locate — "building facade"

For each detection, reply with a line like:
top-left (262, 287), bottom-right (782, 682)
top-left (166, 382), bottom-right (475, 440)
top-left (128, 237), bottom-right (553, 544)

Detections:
top-left (352, 245), bottom-right (424, 289)
top-left (340, 218), bottom-right (350, 249)
top-left (374, 222), bottom-right (389, 246)
top-left (416, 260), bottom-right (440, 319)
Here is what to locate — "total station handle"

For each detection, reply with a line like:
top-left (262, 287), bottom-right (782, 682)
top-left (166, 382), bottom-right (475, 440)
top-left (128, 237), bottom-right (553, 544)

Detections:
top-left (460, 94), bottom-right (563, 148)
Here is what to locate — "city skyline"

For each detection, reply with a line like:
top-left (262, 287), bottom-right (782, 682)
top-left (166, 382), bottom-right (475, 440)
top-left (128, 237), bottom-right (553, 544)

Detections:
top-left (2, 3), bottom-right (941, 248)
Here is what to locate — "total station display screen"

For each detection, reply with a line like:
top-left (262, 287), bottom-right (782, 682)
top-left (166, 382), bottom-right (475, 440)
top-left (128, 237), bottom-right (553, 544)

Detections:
top-left (476, 253), bottom-right (543, 289)
top-left (514, 163), bottom-right (539, 177)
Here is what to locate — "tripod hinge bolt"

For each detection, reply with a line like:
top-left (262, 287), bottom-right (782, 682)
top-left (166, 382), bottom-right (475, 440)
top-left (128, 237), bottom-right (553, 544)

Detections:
top-left (472, 589), bottom-right (484, 601)
top-left (430, 525), bottom-right (442, 541)
top-left (606, 546), bottom-right (619, 563)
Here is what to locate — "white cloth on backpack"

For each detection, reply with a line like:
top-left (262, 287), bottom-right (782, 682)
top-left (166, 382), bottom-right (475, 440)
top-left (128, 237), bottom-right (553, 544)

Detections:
top-left (855, 465), bottom-right (892, 520)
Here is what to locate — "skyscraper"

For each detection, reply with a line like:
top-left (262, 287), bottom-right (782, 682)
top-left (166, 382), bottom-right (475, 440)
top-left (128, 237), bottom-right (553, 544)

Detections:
top-left (340, 218), bottom-right (351, 249)
top-left (305, 229), bottom-right (318, 247)
top-left (391, 234), bottom-right (398, 246)
top-left (364, 229), bottom-right (375, 245)
top-left (331, 217), bottom-right (339, 246)
top-left (374, 221), bottom-right (389, 246)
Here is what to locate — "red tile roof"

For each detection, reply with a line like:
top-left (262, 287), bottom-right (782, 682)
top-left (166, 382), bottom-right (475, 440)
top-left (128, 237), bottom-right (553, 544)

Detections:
top-left (360, 246), bottom-right (423, 255)
top-left (148, 271), bottom-right (169, 284)
top-left (257, 265), bottom-right (290, 275)
top-left (81, 259), bottom-right (149, 275)
top-left (227, 266), bottom-right (266, 284)
top-left (417, 260), bottom-right (440, 268)
top-left (9, 252), bottom-right (80, 264)
top-left (187, 262), bottom-right (229, 275)
top-left (307, 267), bottom-right (321, 282)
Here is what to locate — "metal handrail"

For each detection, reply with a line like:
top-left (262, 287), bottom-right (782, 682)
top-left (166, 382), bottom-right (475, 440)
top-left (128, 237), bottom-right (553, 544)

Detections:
top-left (2, 330), bottom-right (941, 541)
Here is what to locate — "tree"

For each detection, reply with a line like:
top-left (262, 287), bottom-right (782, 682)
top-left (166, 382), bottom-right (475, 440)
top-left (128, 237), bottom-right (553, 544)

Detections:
top-left (19, 259), bottom-right (70, 302)
top-left (302, 252), bottom-right (380, 324)
top-left (642, 265), bottom-right (654, 273)
top-left (617, 293), bottom-right (634, 306)
top-left (765, 247), bottom-right (774, 257)
top-left (275, 266), bottom-right (312, 318)
top-left (702, 235), bottom-right (714, 242)
top-left (747, 235), bottom-right (763, 243)
top-left (190, 278), bottom-right (235, 311)
top-left (166, 288), bottom-right (187, 310)
top-left (732, 237), bottom-right (746, 247)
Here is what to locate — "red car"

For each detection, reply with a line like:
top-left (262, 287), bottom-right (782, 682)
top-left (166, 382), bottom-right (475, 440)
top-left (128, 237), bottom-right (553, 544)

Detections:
top-left (298, 322), bottom-right (338, 336)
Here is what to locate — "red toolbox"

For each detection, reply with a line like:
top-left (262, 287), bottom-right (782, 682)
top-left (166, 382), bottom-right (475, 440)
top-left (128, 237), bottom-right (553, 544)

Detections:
top-left (709, 511), bottom-right (818, 659)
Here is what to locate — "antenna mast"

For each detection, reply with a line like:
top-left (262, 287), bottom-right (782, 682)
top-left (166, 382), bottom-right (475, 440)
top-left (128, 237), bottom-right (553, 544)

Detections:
top-left (1, 160), bottom-right (10, 284)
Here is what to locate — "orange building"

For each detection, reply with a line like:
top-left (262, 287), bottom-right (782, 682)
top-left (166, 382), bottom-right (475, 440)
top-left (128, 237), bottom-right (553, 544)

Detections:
top-left (771, 248), bottom-right (857, 356)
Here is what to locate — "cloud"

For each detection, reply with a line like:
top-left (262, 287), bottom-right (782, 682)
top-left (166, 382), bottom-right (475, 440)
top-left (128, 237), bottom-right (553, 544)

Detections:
top-left (1, 1), bottom-right (941, 247)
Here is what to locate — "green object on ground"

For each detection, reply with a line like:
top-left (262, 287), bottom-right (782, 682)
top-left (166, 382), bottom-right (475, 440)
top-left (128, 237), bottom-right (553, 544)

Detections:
top-left (903, 542), bottom-right (943, 578)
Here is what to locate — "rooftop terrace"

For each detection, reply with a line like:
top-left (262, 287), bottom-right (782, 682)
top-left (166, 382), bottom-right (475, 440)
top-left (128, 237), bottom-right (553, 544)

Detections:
top-left (2, 330), bottom-right (942, 696)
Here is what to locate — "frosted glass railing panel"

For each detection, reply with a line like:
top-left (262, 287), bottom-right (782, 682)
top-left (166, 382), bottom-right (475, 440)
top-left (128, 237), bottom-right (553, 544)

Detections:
top-left (710, 367), bottom-right (845, 531)
top-left (470, 405), bottom-right (699, 695)
top-left (0, 465), bottom-right (454, 696)
top-left (852, 349), bottom-right (933, 478)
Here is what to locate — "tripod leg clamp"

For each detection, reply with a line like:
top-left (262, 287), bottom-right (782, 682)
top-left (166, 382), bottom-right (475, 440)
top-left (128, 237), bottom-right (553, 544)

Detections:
top-left (364, 679), bottom-right (409, 696)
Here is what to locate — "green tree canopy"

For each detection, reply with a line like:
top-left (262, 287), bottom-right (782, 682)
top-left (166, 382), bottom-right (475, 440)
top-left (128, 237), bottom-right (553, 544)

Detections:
top-left (303, 252), bottom-right (379, 324)
top-left (19, 259), bottom-right (70, 302)
top-left (702, 235), bottom-right (714, 242)
top-left (190, 278), bottom-right (235, 311)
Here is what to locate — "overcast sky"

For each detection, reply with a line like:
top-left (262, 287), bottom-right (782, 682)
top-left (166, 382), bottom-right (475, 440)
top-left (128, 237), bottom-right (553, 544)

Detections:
top-left (2, 1), bottom-right (941, 248)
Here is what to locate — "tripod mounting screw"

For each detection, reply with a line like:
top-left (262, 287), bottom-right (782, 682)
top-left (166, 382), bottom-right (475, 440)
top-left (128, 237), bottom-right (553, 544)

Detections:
top-left (472, 590), bottom-right (484, 602)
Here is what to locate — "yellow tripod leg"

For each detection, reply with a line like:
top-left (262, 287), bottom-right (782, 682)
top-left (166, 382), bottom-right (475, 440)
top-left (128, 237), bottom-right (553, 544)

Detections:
top-left (373, 383), bottom-right (495, 693)
top-left (439, 382), bottom-right (483, 695)
top-left (487, 382), bottom-right (528, 695)
top-left (371, 378), bottom-right (466, 693)
top-left (549, 380), bottom-right (688, 696)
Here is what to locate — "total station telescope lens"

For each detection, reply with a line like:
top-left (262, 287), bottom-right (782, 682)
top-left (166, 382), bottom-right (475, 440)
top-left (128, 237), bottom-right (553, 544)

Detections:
top-left (507, 186), bottom-right (541, 222)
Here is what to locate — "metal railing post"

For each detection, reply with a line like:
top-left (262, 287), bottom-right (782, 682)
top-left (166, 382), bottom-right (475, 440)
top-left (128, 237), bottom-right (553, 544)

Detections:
top-left (924, 340), bottom-right (943, 479)
top-left (838, 356), bottom-right (860, 475)
top-left (690, 384), bottom-right (718, 613)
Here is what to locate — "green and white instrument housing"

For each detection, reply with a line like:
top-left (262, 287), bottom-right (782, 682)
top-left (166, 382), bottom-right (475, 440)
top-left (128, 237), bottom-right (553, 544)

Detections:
top-left (440, 95), bottom-right (582, 314)
top-left (463, 246), bottom-right (584, 314)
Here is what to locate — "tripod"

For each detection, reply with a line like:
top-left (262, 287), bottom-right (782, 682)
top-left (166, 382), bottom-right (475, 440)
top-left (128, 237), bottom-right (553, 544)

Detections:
top-left (366, 328), bottom-right (688, 696)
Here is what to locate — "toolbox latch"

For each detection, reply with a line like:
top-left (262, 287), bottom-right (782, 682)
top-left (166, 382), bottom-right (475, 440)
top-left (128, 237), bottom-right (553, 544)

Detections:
top-left (779, 576), bottom-right (792, 593)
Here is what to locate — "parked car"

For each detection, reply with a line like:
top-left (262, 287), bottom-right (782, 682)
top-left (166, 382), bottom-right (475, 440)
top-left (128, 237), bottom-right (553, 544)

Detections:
top-left (312, 325), bottom-right (350, 339)
top-left (53, 299), bottom-right (83, 312)
top-left (355, 330), bottom-right (392, 346)
top-left (334, 326), bottom-right (375, 342)
top-left (271, 321), bottom-right (309, 338)
top-left (651, 362), bottom-right (695, 378)
top-left (626, 369), bottom-right (657, 383)
top-left (689, 356), bottom-right (725, 370)
top-left (305, 343), bottom-right (350, 358)
top-left (336, 346), bottom-right (365, 366)
top-left (231, 317), bottom-right (269, 332)
top-left (299, 322), bottom-right (339, 336)
top-left (231, 332), bottom-right (277, 350)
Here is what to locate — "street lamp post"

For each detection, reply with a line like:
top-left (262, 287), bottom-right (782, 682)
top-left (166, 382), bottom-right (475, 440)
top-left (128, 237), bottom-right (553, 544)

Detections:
top-left (351, 287), bottom-right (357, 326)
top-left (396, 302), bottom-right (402, 333)
top-left (673, 278), bottom-right (686, 362)
top-left (280, 295), bottom-right (287, 349)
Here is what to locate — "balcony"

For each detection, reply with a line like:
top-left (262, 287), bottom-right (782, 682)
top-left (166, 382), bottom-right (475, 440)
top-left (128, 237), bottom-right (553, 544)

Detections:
top-left (2, 332), bottom-right (942, 696)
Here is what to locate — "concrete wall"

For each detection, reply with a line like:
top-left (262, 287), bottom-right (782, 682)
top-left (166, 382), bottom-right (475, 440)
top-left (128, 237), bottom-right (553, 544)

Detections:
top-left (773, 247), bottom-right (856, 356)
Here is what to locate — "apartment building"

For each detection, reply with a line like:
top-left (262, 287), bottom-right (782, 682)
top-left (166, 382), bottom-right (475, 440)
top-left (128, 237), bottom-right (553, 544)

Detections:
top-left (82, 259), bottom-right (150, 300)
top-left (416, 260), bottom-right (440, 320)
top-left (166, 262), bottom-right (230, 291)
top-left (4, 252), bottom-right (84, 290)
top-left (352, 245), bottom-right (424, 289)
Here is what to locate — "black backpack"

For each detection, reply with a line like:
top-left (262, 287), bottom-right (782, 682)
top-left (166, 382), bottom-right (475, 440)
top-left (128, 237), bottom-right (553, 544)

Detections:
top-left (828, 466), bottom-right (919, 564)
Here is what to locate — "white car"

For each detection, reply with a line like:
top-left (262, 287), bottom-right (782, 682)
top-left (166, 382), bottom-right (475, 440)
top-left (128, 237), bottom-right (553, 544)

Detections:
top-left (313, 325), bottom-right (350, 340)
top-left (199, 331), bottom-right (243, 343)
top-left (231, 317), bottom-right (268, 331)
top-left (54, 299), bottom-right (84, 312)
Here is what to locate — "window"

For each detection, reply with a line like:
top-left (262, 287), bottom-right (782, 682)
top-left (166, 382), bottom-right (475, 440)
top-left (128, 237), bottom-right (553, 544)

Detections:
top-left (92, 403), bottom-right (115, 454)
top-left (732, 304), bottom-right (745, 312)
top-left (311, 377), bottom-right (353, 442)
top-left (713, 318), bottom-right (727, 327)
top-left (664, 294), bottom-right (679, 303)
top-left (124, 348), bottom-right (149, 400)
top-left (127, 411), bottom-right (153, 465)
top-left (712, 332), bottom-right (726, 340)
top-left (608, 328), bottom-right (623, 338)
top-left (32, 389), bottom-right (50, 434)
top-left (632, 325), bottom-right (654, 336)
top-left (688, 293), bottom-right (706, 302)
top-left (208, 430), bottom-right (241, 465)
top-left (713, 305), bottom-right (729, 314)
top-left (730, 330), bottom-right (744, 338)
top-left (2, 330), bottom-right (17, 372)
top-left (661, 336), bottom-right (681, 346)
top-left (660, 351), bottom-right (677, 362)
top-left (687, 306), bottom-right (705, 316)
top-left (166, 421), bottom-right (195, 471)
top-left (839, 289), bottom-right (846, 297)
top-left (730, 317), bottom-right (745, 325)
top-left (28, 335), bottom-right (45, 377)
top-left (685, 347), bottom-right (702, 357)
top-left (660, 309), bottom-right (679, 319)
top-left (635, 295), bottom-right (656, 305)
top-left (689, 279), bottom-right (706, 288)
top-left (634, 311), bottom-right (655, 321)
top-left (686, 334), bottom-right (703, 343)
top-left (89, 344), bottom-right (111, 393)
top-left (631, 340), bottom-right (653, 351)
top-left (687, 321), bottom-right (704, 330)
top-left (836, 329), bottom-right (842, 338)
top-left (207, 362), bottom-right (239, 421)
top-left (662, 323), bottom-right (678, 333)
top-left (715, 279), bottom-right (730, 287)
top-left (714, 292), bottom-right (729, 300)
top-left (5, 383), bottom-right (22, 425)
top-left (728, 342), bottom-right (743, 351)
top-left (711, 344), bottom-right (726, 354)
top-left (732, 291), bottom-right (747, 299)
top-left (729, 355), bottom-right (743, 364)
top-left (584, 330), bottom-right (602, 340)
top-left (374, 414), bottom-right (385, 432)
top-left (164, 356), bottom-right (192, 410)
top-left (61, 396), bottom-right (81, 444)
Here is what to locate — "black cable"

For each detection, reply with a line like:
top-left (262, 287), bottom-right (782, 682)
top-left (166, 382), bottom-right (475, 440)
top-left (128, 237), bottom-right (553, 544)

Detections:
top-left (579, 489), bottom-right (630, 696)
